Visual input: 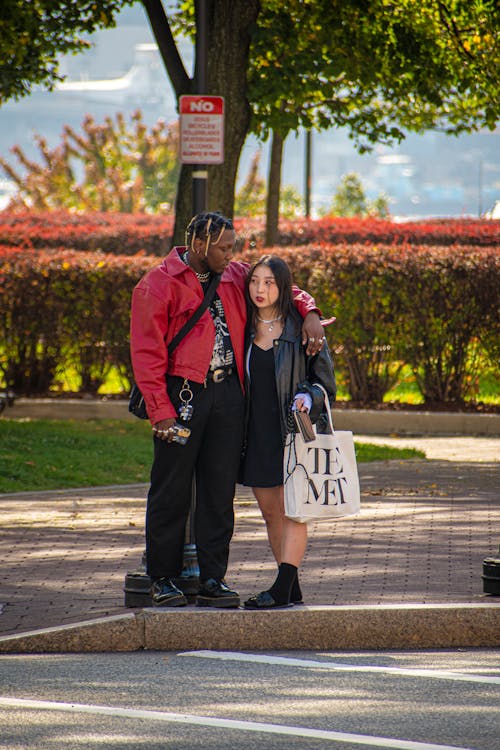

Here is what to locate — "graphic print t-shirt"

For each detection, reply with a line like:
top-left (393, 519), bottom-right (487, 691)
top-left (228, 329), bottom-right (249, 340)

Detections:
top-left (207, 292), bottom-right (234, 370)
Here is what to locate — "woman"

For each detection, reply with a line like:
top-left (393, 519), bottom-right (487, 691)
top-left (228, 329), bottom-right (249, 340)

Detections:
top-left (241, 255), bottom-right (336, 609)
top-left (130, 213), bottom-right (326, 609)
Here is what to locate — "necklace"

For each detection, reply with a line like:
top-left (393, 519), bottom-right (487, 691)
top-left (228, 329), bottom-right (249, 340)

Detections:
top-left (182, 251), bottom-right (210, 282)
top-left (257, 314), bottom-right (282, 332)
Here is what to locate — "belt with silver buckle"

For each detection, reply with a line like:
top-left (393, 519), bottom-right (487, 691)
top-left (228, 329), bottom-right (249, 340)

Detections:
top-left (208, 367), bottom-right (233, 383)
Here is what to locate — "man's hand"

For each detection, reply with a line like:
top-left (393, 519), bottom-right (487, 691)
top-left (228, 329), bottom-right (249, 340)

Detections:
top-left (302, 312), bottom-right (325, 356)
top-left (152, 418), bottom-right (176, 442)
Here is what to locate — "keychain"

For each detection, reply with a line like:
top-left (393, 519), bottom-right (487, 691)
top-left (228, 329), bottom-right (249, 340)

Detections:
top-left (178, 379), bottom-right (194, 422)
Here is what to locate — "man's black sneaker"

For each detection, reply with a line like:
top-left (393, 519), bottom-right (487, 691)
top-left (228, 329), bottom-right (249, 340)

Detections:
top-left (151, 578), bottom-right (188, 607)
top-left (196, 578), bottom-right (240, 608)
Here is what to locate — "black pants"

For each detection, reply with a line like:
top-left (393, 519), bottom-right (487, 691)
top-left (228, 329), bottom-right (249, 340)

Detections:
top-left (146, 372), bottom-right (245, 582)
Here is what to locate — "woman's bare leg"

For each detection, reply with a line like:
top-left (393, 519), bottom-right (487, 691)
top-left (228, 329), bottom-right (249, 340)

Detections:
top-left (246, 485), bottom-right (307, 607)
top-left (281, 516), bottom-right (308, 567)
top-left (252, 485), bottom-right (307, 567)
top-left (252, 486), bottom-right (283, 563)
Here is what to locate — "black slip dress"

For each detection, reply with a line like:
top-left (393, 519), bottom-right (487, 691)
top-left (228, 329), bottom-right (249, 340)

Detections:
top-left (241, 343), bottom-right (284, 487)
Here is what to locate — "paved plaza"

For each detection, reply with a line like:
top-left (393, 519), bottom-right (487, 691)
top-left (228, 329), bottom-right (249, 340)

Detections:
top-left (0, 437), bottom-right (498, 646)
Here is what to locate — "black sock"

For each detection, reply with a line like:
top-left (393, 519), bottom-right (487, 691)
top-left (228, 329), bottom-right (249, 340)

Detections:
top-left (290, 573), bottom-right (303, 603)
top-left (268, 563), bottom-right (298, 605)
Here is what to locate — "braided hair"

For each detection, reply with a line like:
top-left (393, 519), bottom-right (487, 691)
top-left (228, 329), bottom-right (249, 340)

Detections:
top-left (185, 212), bottom-right (234, 256)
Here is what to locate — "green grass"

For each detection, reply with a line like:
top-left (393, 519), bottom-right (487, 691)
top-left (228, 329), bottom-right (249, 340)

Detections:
top-left (355, 442), bottom-right (425, 462)
top-left (0, 419), bottom-right (153, 493)
top-left (0, 418), bottom-right (425, 493)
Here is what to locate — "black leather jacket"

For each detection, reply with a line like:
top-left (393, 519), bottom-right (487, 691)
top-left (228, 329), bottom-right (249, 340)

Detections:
top-left (243, 308), bottom-right (336, 448)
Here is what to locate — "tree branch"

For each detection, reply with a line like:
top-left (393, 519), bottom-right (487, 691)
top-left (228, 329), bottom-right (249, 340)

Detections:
top-left (437, 1), bottom-right (475, 62)
top-left (141, 0), bottom-right (192, 99)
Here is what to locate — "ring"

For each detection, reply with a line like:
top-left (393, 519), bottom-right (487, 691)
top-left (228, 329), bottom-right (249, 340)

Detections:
top-left (309, 337), bottom-right (315, 342)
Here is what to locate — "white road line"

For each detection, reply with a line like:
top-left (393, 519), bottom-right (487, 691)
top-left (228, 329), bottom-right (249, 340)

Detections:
top-left (0, 696), bottom-right (476, 750)
top-left (180, 651), bottom-right (500, 686)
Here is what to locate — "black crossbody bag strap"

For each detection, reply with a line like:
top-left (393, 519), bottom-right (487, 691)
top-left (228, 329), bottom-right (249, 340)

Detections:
top-left (167, 272), bottom-right (221, 354)
top-left (128, 273), bottom-right (222, 420)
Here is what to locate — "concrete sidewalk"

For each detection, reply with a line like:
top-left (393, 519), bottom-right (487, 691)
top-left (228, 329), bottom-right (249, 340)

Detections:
top-left (0, 438), bottom-right (499, 652)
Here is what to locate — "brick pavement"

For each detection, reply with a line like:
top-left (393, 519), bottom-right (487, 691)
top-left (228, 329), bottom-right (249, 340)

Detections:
top-left (0, 446), bottom-right (499, 638)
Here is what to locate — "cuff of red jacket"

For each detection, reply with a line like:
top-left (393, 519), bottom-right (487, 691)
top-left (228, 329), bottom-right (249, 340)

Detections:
top-left (144, 393), bottom-right (177, 425)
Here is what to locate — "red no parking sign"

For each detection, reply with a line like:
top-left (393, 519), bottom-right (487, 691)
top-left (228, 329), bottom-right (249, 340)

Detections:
top-left (179, 95), bottom-right (224, 165)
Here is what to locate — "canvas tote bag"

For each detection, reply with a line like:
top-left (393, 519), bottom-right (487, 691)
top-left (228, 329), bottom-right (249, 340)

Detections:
top-left (283, 384), bottom-right (360, 523)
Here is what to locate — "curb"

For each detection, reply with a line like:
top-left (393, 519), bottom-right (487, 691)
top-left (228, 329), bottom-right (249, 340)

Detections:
top-left (6, 399), bottom-right (500, 435)
top-left (1, 604), bottom-right (499, 653)
top-left (334, 409), bottom-right (500, 436)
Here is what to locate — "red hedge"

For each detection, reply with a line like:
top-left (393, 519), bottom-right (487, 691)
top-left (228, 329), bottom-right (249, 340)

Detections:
top-left (1, 211), bottom-right (498, 255)
top-left (0, 212), bottom-right (174, 255)
top-left (1, 242), bottom-right (498, 403)
top-left (240, 217), bottom-right (500, 248)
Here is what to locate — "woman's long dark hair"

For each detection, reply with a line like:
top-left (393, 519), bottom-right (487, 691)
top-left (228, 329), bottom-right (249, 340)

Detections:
top-left (245, 255), bottom-right (295, 332)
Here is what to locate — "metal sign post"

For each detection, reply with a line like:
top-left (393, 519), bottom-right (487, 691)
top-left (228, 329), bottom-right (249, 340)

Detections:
top-left (180, 94), bottom-right (225, 215)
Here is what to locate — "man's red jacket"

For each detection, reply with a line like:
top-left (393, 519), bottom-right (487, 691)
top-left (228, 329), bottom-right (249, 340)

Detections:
top-left (130, 247), bottom-right (318, 425)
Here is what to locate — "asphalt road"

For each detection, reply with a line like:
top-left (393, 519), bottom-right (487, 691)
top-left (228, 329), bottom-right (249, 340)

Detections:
top-left (1, 649), bottom-right (498, 749)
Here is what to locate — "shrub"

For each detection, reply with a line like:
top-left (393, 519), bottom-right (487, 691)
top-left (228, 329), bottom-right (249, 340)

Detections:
top-left (320, 172), bottom-right (390, 219)
top-left (0, 112), bottom-right (180, 214)
top-left (0, 248), bottom-right (157, 393)
top-left (240, 216), bottom-right (500, 248)
top-left (0, 239), bottom-right (498, 404)
top-left (0, 211), bottom-right (174, 255)
top-left (392, 246), bottom-right (500, 403)
top-left (2, 213), bottom-right (498, 258)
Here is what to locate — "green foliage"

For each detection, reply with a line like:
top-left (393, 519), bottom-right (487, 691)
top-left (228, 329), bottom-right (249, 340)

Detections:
top-left (354, 442), bottom-right (425, 463)
top-left (280, 185), bottom-right (303, 219)
top-left (324, 173), bottom-right (390, 219)
top-left (1, 0), bottom-right (498, 228)
top-left (235, 151), bottom-right (304, 219)
top-left (0, 0), bottom-right (135, 103)
top-left (252, 242), bottom-right (500, 405)
top-left (235, 152), bottom-right (266, 217)
top-left (369, 194), bottom-right (391, 220)
top-left (283, 245), bottom-right (405, 403)
top-left (248, 0), bottom-right (499, 149)
top-left (330, 174), bottom-right (368, 218)
top-left (0, 111), bottom-right (180, 213)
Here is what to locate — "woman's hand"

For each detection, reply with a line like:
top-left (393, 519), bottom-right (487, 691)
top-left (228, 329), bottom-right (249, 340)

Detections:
top-left (302, 312), bottom-right (325, 356)
top-left (152, 418), bottom-right (176, 442)
top-left (293, 393), bottom-right (312, 413)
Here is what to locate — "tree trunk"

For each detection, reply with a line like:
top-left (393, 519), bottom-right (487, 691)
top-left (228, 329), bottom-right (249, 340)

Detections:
top-left (173, 0), bottom-right (259, 242)
top-left (265, 130), bottom-right (285, 247)
top-left (172, 165), bottom-right (193, 246)
top-left (143, 1), bottom-right (258, 246)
